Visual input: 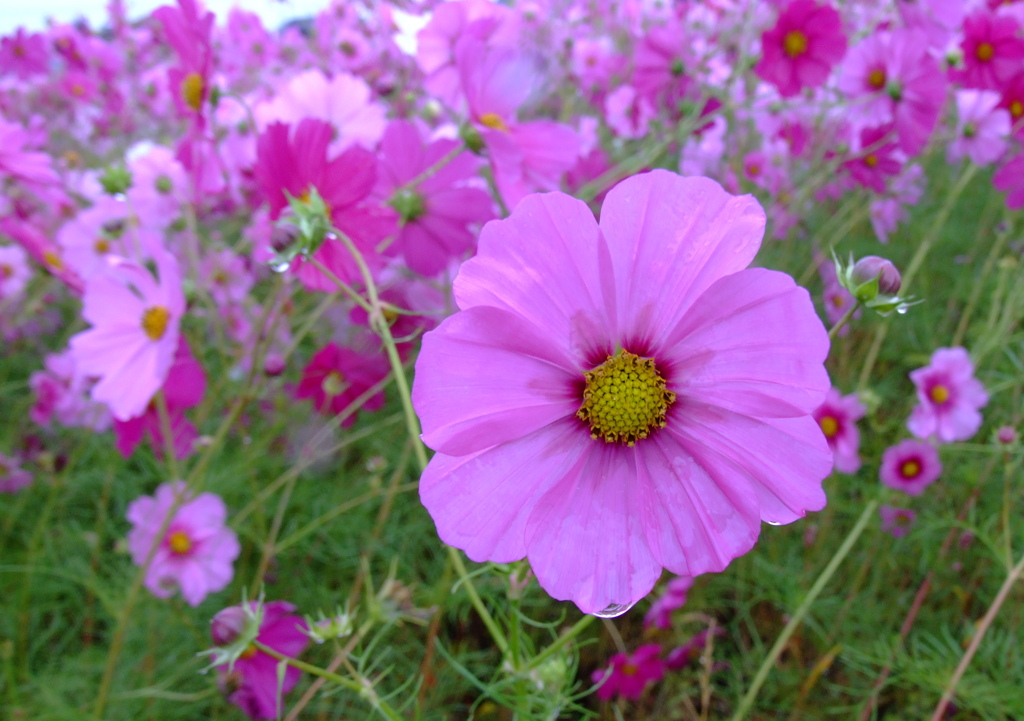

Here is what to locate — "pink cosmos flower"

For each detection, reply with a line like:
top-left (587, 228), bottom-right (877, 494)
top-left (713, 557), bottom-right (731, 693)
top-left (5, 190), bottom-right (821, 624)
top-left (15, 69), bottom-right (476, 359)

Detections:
top-left (908, 346), bottom-right (989, 443)
top-left (998, 72), bottom-right (1024, 134)
top-left (215, 601), bottom-right (310, 719)
top-left (153, 0), bottom-right (215, 124)
top-left (0, 244), bottom-right (31, 300)
top-left (644, 576), bottom-right (694, 629)
top-left (948, 90), bottom-right (1011, 166)
top-left (604, 85), bottom-right (656, 140)
top-left (994, 152), bottom-right (1024, 208)
top-left (0, 115), bottom-right (59, 186)
top-left (69, 252), bottom-right (185, 421)
top-left (30, 350), bottom-right (112, 432)
top-left (412, 171), bottom-right (832, 614)
top-left (376, 120), bottom-right (494, 277)
top-left (665, 627), bottom-right (725, 670)
top-left (813, 387), bottom-right (866, 474)
top-left (0, 28), bottom-right (48, 79)
top-left (879, 504), bottom-right (917, 538)
top-left (295, 343), bottom-right (389, 427)
top-left (633, 19), bottom-right (696, 112)
top-left (592, 644), bottom-right (665, 700)
top-left (818, 257), bottom-right (859, 331)
top-left (126, 481), bottom-right (240, 606)
top-left (755, 0), bottom-right (847, 98)
top-left (958, 10), bottom-right (1024, 91)
top-left (844, 125), bottom-right (902, 194)
top-left (838, 29), bottom-right (948, 155)
top-left (114, 337), bottom-right (207, 460)
top-left (0, 453), bottom-right (32, 494)
top-left (880, 439), bottom-right (942, 496)
top-left (126, 144), bottom-right (190, 230)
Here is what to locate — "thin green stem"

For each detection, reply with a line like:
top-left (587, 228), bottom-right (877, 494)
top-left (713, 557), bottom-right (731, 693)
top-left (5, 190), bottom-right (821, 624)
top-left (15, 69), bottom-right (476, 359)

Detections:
top-left (827, 302), bottom-right (860, 341)
top-left (525, 614), bottom-right (596, 671)
top-left (730, 497), bottom-right (880, 721)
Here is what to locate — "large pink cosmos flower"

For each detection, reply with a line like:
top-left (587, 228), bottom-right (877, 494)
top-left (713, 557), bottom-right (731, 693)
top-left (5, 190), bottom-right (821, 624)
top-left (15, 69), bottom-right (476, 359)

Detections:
top-left (69, 252), bottom-right (185, 421)
top-left (412, 171), bottom-right (832, 615)
top-left (755, 0), bottom-right (847, 98)
top-left (907, 346), bottom-right (988, 443)
top-left (126, 481), bottom-right (240, 606)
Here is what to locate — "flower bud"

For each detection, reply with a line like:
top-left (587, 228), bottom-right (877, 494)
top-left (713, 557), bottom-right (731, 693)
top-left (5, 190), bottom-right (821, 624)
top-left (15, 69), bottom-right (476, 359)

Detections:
top-left (997, 426), bottom-right (1017, 445)
top-left (211, 606), bottom-right (248, 646)
top-left (851, 255), bottom-right (901, 295)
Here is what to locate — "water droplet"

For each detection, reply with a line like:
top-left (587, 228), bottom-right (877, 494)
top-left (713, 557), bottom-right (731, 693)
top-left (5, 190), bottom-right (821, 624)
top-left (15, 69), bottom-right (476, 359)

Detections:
top-left (592, 601), bottom-right (636, 619)
top-left (896, 306), bottom-right (908, 315)
top-left (268, 259), bottom-right (291, 273)
top-left (765, 520), bottom-right (783, 526)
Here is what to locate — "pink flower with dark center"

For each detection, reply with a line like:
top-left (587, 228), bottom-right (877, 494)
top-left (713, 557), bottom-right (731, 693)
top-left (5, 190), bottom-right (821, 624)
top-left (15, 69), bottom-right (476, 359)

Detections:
top-left (813, 388), bottom-right (866, 474)
top-left (994, 152), bottom-right (1024, 209)
top-left (114, 337), bottom-right (207, 460)
top-left (0, 244), bottom-right (31, 300)
top-left (838, 29), bottom-right (948, 155)
top-left (69, 252), bottom-right (185, 421)
top-left (0, 115), bottom-right (59, 187)
top-left (818, 256), bottom-right (859, 330)
top-left (755, 0), bottom-right (847, 98)
top-left (958, 10), bottom-right (1024, 91)
top-left (998, 72), bottom-right (1024, 135)
top-left (948, 90), bottom-right (1011, 166)
top-left (412, 171), bottom-right (832, 614)
top-left (644, 576), bottom-right (694, 629)
top-left (215, 601), bottom-right (310, 719)
top-left (591, 644), bottom-right (665, 700)
top-left (879, 504), bottom-right (917, 538)
top-left (376, 120), bottom-right (494, 277)
top-left (29, 350), bottom-right (111, 432)
top-left (880, 439), bottom-right (941, 496)
top-left (126, 481), bottom-right (240, 606)
top-left (295, 343), bottom-right (389, 427)
top-left (0, 28), bottom-right (48, 79)
top-left (633, 19), bottom-right (696, 112)
top-left (253, 118), bottom-right (396, 290)
top-left (0, 453), bottom-right (32, 493)
top-left (844, 125), bottom-right (902, 194)
top-left (153, 0), bottom-right (215, 123)
top-left (908, 347), bottom-right (989, 443)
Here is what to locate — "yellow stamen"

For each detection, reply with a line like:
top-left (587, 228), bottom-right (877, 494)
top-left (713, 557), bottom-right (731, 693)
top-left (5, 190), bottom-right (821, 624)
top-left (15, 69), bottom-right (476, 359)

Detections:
top-left (868, 68), bottom-right (886, 90)
top-left (864, 154), bottom-right (879, 168)
top-left (321, 371), bottom-right (345, 397)
top-left (1010, 100), bottom-right (1023, 119)
top-left (976, 42), bottom-right (994, 62)
top-left (622, 663), bottom-right (638, 676)
top-left (168, 531), bottom-right (192, 555)
top-left (929, 384), bottom-right (950, 404)
top-left (783, 30), bottom-right (808, 58)
top-left (900, 460), bottom-right (921, 479)
top-left (819, 415), bottom-right (839, 438)
top-left (43, 249), bottom-right (64, 270)
top-left (181, 71), bottom-right (204, 112)
top-left (576, 350), bottom-right (675, 446)
top-left (94, 238), bottom-right (110, 254)
top-left (0, 264), bottom-right (11, 279)
top-left (141, 306), bottom-right (171, 341)
top-left (479, 112), bottom-right (509, 132)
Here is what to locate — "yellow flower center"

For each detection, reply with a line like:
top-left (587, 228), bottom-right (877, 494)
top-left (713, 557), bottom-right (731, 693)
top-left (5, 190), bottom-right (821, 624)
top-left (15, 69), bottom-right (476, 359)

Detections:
top-left (240, 643), bottom-right (258, 659)
top-left (1010, 100), bottom-right (1023, 119)
top-left (819, 415), bottom-right (839, 438)
top-left (0, 264), bottom-right (11, 279)
top-left (168, 530), bottom-right (192, 555)
top-left (868, 68), bottom-right (886, 90)
top-left (141, 306), bottom-right (171, 341)
top-left (900, 460), bottom-right (921, 479)
top-left (321, 371), bottom-right (345, 397)
top-left (181, 71), bottom-right (204, 112)
top-left (576, 350), bottom-right (675, 446)
top-left (479, 112), bottom-right (509, 132)
top-left (94, 238), bottom-right (110, 254)
top-left (783, 30), bottom-right (808, 58)
top-left (976, 42), bottom-right (994, 62)
top-left (929, 384), bottom-right (950, 404)
top-left (864, 154), bottom-right (879, 168)
top-left (622, 662), bottom-right (638, 676)
top-left (43, 249), bottom-right (64, 270)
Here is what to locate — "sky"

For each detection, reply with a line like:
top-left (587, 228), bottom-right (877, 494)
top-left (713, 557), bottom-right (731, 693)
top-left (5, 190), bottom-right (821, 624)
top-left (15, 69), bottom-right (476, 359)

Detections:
top-left (0, 0), bottom-right (330, 34)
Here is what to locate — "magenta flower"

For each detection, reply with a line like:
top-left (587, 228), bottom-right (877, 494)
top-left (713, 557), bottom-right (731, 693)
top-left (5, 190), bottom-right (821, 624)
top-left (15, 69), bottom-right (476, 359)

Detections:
top-left (755, 0), bottom-right (847, 98)
top-left (0, 28), bottom-right (48, 79)
top-left (376, 120), bottom-right (494, 277)
top-left (69, 252), bottom-right (185, 421)
top-left (215, 601), bottom-right (310, 720)
top-left (412, 171), bottom-right (832, 614)
top-left (957, 10), bottom-right (1024, 91)
top-left (153, 0), bottom-right (215, 123)
top-left (994, 152), bottom-right (1024, 209)
top-left (295, 343), bottom-right (389, 427)
top-left (591, 644), bottom-right (665, 701)
top-left (813, 387), bottom-right (866, 474)
top-left (644, 576), bottom-right (693, 630)
top-left (908, 347), bottom-right (989, 443)
top-left (948, 90), bottom-right (1011, 166)
top-left (126, 481), bottom-right (240, 606)
top-left (665, 627), bottom-right (725, 670)
top-left (880, 439), bottom-right (942, 496)
top-left (844, 125), bottom-right (902, 194)
top-left (29, 350), bottom-right (111, 432)
top-left (879, 504), bottom-right (917, 538)
top-left (0, 115), bottom-right (59, 186)
top-left (0, 244), bottom-right (31, 300)
top-left (0, 453), bottom-right (32, 494)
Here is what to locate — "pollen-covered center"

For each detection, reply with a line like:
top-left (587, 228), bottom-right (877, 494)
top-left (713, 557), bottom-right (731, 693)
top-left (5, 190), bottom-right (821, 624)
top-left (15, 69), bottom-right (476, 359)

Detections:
top-left (900, 459), bottom-right (921, 479)
top-left (479, 112), bottom-right (509, 132)
top-left (783, 30), bottom-right (808, 58)
top-left (141, 306), bottom-right (171, 341)
top-left (976, 42), bottom-right (994, 62)
top-left (819, 415), bottom-right (839, 438)
top-left (929, 384), bottom-right (950, 404)
top-left (576, 350), bottom-right (675, 446)
top-left (168, 530), bottom-right (193, 555)
top-left (181, 71), bottom-right (204, 112)
top-left (322, 371), bottom-right (345, 397)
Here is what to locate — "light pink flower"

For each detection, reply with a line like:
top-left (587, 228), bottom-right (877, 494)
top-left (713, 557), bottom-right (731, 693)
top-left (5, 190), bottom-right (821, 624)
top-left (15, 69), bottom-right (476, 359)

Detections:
top-left (0, 115), bottom-right (59, 186)
top-left (30, 350), bottom-right (112, 432)
top-left (413, 171), bottom-right (832, 614)
top-left (214, 601), bottom-right (309, 719)
top-left (813, 388), bottom-right (866, 474)
top-left (69, 252), bottom-right (185, 421)
top-left (879, 504), bottom-right (916, 538)
top-left (880, 439), bottom-right (942, 496)
top-left (592, 644), bottom-right (664, 700)
top-left (755, 0), bottom-right (847, 98)
top-left (908, 347), bottom-right (989, 443)
top-left (126, 144), bottom-right (190, 230)
top-left (0, 28), bottom-right (48, 79)
top-left (126, 481), bottom-right (240, 606)
top-left (0, 453), bottom-right (32, 494)
top-left (604, 85), bottom-right (656, 140)
top-left (0, 244), bottom-right (31, 300)
top-left (948, 90), bottom-right (1010, 166)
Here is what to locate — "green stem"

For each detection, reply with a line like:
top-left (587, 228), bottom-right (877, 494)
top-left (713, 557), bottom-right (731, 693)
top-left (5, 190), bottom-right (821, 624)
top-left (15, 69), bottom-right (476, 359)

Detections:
top-left (730, 497), bottom-right (880, 721)
top-left (525, 614), bottom-right (596, 671)
top-left (827, 302), bottom-right (860, 341)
